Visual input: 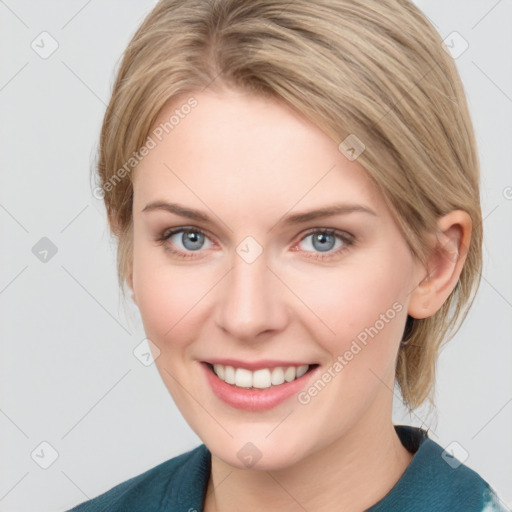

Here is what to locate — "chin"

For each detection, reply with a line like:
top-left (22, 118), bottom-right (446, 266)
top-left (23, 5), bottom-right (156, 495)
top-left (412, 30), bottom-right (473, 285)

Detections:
top-left (215, 442), bottom-right (307, 472)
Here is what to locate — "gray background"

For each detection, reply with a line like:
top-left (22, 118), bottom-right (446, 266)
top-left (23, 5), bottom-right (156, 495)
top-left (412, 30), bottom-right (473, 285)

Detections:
top-left (0, 1), bottom-right (510, 511)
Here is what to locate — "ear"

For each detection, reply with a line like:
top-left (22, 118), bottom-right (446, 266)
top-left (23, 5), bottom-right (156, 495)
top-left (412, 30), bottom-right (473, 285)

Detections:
top-left (408, 210), bottom-right (472, 319)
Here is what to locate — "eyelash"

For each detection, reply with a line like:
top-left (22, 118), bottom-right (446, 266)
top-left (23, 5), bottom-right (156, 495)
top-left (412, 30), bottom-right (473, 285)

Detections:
top-left (155, 226), bottom-right (355, 261)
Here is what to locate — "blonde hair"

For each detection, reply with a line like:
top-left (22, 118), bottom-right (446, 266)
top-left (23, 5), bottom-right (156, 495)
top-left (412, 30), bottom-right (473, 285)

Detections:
top-left (94, 0), bottom-right (482, 411)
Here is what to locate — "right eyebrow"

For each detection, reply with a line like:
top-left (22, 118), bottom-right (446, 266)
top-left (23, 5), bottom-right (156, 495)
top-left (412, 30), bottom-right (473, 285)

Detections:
top-left (142, 201), bottom-right (211, 222)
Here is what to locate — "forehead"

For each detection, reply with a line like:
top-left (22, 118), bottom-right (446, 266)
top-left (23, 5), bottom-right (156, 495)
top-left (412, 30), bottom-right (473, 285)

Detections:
top-left (132, 89), bottom-right (384, 216)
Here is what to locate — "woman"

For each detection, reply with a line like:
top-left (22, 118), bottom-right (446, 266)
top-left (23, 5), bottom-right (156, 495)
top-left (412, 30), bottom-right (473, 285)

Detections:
top-left (68, 0), bottom-right (509, 510)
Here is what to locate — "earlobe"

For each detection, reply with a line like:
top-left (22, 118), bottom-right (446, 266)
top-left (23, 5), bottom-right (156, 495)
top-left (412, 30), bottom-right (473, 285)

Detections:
top-left (407, 210), bottom-right (471, 319)
top-left (407, 270), bottom-right (433, 319)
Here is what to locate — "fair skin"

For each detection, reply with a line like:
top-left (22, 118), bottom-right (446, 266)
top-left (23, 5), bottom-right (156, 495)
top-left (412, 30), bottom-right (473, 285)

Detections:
top-left (125, 86), bottom-right (471, 512)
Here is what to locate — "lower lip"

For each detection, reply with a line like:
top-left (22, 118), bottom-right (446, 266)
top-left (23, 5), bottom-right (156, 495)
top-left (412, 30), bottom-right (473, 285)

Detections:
top-left (201, 363), bottom-right (319, 411)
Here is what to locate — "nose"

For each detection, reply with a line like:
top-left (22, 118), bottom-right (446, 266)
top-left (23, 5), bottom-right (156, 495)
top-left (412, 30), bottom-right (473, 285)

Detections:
top-left (215, 248), bottom-right (288, 341)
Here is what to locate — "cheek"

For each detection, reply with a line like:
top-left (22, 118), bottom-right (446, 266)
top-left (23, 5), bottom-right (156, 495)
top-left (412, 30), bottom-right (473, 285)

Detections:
top-left (292, 251), bottom-right (410, 364)
top-left (132, 244), bottom-right (208, 346)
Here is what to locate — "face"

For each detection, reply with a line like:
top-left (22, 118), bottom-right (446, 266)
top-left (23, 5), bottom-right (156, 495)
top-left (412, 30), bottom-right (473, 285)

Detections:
top-left (129, 87), bottom-right (425, 470)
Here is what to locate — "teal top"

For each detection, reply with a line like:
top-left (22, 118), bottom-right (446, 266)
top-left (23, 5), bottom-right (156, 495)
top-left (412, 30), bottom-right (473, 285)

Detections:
top-left (67, 425), bottom-right (509, 512)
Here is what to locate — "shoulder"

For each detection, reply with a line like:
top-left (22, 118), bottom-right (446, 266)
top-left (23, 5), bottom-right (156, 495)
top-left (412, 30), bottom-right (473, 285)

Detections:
top-left (368, 425), bottom-right (510, 512)
top-left (65, 444), bottom-right (210, 512)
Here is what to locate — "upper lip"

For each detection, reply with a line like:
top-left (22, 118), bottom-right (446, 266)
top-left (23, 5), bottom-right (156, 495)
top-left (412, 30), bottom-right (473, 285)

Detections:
top-left (203, 358), bottom-right (316, 371)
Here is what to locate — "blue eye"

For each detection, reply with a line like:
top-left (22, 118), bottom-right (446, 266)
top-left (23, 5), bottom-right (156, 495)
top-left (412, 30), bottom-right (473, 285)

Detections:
top-left (156, 227), bottom-right (213, 259)
top-left (295, 229), bottom-right (354, 260)
top-left (173, 230), bottom-right (207, 251)
top-left (156, 226), bottom-right (354, 261)
top-left (303, 231), bottom-right (337, 252)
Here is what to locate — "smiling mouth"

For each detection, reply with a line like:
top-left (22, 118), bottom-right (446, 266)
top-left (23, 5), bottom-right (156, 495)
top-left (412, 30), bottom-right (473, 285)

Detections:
top-left (204, 362), bottom-right (319, 390)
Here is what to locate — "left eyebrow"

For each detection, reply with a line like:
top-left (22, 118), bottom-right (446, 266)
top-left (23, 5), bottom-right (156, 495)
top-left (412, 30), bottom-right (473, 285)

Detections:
top-left (279, 203), bottom-right (377, 226)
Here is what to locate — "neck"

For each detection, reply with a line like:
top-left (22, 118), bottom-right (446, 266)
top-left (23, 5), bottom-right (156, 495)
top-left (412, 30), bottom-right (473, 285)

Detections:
top-left (203, 399), bottom-right (414, 512)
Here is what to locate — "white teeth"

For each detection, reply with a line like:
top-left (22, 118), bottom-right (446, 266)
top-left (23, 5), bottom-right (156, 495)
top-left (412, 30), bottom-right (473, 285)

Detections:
top-left (271, 367), bottom-right (285, 386)
top-left (284, 366), bottom-right (296, 382)
top-left (296, 364), bottom-right (309, 378)
top-left (224, 365), bottom-right (236, 384)
top-left (213, 364), bottom-right (224, 380)
top-left (235, 368), bottom-right (252, 388)
top-left (210, 363), bottom-right (311, 389)
top-left (252, 369), bottom-right (272, 389)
